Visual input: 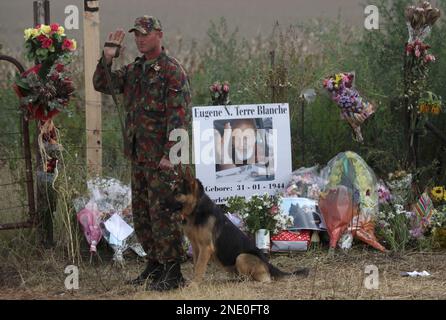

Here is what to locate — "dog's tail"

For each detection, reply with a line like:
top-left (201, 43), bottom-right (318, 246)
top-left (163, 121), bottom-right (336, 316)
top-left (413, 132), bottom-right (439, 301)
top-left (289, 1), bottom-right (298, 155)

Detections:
top-left (245, 248), bottom-right (309, 279)
top-left (268, 264), bottom-right (310, 279)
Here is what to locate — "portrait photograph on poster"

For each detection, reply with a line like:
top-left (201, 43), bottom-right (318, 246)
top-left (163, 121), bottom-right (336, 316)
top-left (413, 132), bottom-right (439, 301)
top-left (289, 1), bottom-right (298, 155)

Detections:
top-left (213, 117), bottom-right (274, 183)
top-left (279, 197), bottom-right (327, 231)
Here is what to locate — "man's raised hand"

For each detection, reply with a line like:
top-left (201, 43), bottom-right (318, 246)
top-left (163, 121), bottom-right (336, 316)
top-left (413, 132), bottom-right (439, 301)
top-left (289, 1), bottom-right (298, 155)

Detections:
top-left (103, 28), bottom-right (125, 63)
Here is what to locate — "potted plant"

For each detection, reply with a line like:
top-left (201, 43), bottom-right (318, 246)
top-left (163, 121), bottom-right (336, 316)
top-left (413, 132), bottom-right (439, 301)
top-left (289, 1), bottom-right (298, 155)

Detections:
top-left (226, 193), bottom-right (293, 252)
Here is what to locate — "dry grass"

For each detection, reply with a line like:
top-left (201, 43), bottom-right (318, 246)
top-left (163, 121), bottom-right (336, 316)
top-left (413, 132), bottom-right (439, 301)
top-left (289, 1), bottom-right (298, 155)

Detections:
top-left (1, 245), bottom-right (445, 300)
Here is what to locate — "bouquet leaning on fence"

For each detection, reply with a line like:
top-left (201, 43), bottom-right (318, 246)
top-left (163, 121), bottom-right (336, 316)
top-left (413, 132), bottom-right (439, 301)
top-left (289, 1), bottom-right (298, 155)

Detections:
top-left (13, 23), bottom-right (76, 121)
top-left (13, 23), bottom-right (77, 174)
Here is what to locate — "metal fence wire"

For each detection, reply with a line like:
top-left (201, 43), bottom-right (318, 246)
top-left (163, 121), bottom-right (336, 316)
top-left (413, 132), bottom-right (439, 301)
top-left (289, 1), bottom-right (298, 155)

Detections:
top-left (0, 55), bottom-right (36, 231)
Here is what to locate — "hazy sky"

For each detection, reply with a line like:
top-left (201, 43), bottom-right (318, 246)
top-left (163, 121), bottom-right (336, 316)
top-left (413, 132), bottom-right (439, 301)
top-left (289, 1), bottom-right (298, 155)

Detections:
top-left (0, 0), bottom-right (367, 51)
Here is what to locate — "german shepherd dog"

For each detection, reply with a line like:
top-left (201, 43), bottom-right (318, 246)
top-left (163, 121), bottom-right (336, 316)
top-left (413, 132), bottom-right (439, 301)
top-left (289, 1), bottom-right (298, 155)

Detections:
top-left (164, 166), bottom-right (309, 283)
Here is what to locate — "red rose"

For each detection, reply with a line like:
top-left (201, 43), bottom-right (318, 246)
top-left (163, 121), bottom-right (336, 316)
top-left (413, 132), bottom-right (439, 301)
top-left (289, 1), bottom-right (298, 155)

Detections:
top-left (55, 64), bottom-right (64, 72)
top-left (62, 39), bottom-right (72, 51)
top-left (223, 84), bottom-right (230, 93)
top-left (37, 34), bottom-right (47, 43)
top-left (41, 38), bottom-right (53, 49)
top-left (50, 23), bottom-right (59, 32)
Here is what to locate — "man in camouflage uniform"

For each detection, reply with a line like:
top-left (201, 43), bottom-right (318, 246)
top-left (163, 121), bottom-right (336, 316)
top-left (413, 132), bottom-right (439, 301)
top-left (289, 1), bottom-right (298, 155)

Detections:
top-left (92, 16), bottom-right (191, 291)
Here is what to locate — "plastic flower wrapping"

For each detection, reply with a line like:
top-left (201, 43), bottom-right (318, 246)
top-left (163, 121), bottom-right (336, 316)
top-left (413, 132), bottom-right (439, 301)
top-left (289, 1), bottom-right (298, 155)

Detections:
top-left (322, 72), bottom-right (376, 142)
top-left (319, 151), bottom-right (385, 251)
top-left (284, 166), bottom-right (326, 200)
top-left (405, 1), bottom-right (440, 43)
top-left (74, 178), bottom-right (146, 262)
top-left (76, 200), bottom-right (102, 253)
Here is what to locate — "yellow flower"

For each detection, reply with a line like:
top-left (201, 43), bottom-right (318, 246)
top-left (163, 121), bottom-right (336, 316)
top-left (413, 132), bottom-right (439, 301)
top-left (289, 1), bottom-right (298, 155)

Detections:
top-left (71, 39), bottom-right (77, 50)
top-left (57, 26), bottom-right (65, 36)
top-left (40, 24), bottom-right (51, 35)
top-left (30, 28), bottom-right (39, 38)
top-left (24, 28), bottom-right (33, 39)
top-left (334, 73), bottom-right (343, 88)
top-left (431, 187), bottom-right (444, 202)
top-left (24, 28), bottom-right (40, 39)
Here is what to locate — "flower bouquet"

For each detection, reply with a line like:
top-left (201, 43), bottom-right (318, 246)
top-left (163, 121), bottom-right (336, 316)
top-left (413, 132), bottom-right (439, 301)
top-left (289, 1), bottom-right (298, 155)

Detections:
top-left (386, 170), bottom-right (414, 206)
top-left (210, 81), bottom-right (230, 106)
top-left (322, 72), bottom-right (376, 142)
top-left (226, 193), bottom-right (293, 235)
top-left (14, 23), bottom-right (76, 121)
top-left (23, 23), bottom-right (76, 66)
top-left (405, 1), bottom-right (440, 43)
top-left (375, 203), bottom-right (413, 251)
top-left (14, 62), bottom-right (74, 120)
top-left (405, 40), bottom-right (436, 63)
top-left (319, 151), bottom-right (385, 251)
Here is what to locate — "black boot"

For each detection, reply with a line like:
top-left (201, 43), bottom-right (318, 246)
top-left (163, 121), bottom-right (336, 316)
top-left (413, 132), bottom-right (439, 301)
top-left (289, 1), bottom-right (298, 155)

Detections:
top-left (126, 260), bottom-right (163, 286)
top-left (148, 262), bottom-right (185, 291)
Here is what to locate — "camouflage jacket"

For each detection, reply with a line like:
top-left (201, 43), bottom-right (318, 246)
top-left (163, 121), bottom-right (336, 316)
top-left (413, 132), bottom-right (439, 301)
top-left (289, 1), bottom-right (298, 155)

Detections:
top-left (93, 51), bottom-right (191, 165)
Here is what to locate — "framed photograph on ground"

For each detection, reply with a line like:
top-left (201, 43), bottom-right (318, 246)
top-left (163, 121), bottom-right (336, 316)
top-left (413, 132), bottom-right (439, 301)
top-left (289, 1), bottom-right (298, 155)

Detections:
top-left (279, 197), bottom-right (327, 231)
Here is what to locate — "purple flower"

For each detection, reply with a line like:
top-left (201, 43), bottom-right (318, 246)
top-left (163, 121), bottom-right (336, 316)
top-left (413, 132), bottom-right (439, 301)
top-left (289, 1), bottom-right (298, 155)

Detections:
top-left (409, 227), bottom-right (423, 239)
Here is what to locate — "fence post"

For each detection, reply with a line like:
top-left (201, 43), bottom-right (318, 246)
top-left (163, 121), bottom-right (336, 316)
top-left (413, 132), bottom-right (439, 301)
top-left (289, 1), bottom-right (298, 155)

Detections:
top-left (33, 0), bottom-right (58, 247)
top-left (83, 0), bottom-right (102, 177)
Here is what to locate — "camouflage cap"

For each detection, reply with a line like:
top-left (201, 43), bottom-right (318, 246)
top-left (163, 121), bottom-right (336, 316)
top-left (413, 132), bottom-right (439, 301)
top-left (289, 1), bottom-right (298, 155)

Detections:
top-left (128, 16), bottom-right (162, 34)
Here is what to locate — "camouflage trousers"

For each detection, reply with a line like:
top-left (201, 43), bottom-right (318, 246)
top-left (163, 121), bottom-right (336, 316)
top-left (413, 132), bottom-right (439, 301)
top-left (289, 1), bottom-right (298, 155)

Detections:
top-left (131, 163), bottom-right (185, 264)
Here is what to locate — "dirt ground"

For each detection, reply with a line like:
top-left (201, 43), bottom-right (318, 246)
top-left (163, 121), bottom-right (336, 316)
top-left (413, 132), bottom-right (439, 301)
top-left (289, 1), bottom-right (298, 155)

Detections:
top-left (1, 247), bottom-right (445, 300)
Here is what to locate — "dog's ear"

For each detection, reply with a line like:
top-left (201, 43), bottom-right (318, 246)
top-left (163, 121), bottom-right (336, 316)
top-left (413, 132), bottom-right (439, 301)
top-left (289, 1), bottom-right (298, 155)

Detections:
top-left (177, 164), bottom-right (184, 180)
top-left (185, 165), bottom-right (193, 181)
